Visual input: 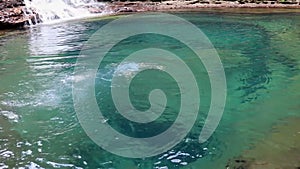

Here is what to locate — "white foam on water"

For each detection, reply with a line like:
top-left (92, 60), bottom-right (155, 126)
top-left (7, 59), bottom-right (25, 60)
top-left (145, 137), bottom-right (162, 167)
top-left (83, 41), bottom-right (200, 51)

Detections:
top-left (24, 0), bottom-right (111, 25)
top-left (26, 162), bottom-right (44, 169)
top-left (46, 161), bottom-right (83, 169)
top-left (22, 150), bottom-right (33, 156)
top-left (0, 150), bottom-right (14, 158)
top-left (113, 62), bottom-right (165, 78)
top-left (0, 110), bottom-right (19, 122)
top-left (0, 163), bottom-right (9, 169)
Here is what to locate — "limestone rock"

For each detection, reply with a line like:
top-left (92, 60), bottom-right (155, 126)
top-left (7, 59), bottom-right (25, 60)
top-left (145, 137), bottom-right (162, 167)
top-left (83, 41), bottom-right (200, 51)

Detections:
top-left (0, 0), bottom-right (27, 29)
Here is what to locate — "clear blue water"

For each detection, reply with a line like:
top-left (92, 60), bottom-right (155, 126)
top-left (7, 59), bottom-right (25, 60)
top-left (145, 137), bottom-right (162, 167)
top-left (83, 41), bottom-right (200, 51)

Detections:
top-left (0, 11), bottom-right (300, 168)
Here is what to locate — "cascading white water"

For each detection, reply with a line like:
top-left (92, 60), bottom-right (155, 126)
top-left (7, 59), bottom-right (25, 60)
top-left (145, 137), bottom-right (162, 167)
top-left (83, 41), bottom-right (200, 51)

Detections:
top-left (24, 0), bottom-right (111, 25)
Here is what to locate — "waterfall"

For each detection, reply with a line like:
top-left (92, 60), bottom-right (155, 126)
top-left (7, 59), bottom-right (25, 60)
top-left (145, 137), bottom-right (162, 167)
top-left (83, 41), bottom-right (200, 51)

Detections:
top-left (23, 0), bottom-right (111, 25)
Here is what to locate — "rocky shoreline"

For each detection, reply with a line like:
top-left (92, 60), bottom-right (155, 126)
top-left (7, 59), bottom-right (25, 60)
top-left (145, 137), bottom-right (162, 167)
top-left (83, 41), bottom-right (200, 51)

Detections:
top-left (0, 0), bottom-right (300, 29)
top-left (110, 0), bottom-right (300, 13)
top-left (0, 0), bottom-right (42, 29)
top-left (0, 0), bottom-right (26, 29)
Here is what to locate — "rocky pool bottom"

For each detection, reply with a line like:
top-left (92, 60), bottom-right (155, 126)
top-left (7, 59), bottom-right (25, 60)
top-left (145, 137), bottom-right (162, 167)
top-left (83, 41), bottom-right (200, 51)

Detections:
top-left (0, 10), bottom-right (300, 169)
top-left (226, 117), bottom-right (300, 169)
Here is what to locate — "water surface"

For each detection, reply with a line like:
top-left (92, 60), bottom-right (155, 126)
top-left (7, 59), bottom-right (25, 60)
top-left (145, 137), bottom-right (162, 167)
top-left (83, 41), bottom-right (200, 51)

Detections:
top-left (0, 11), bottom-right (300, 169)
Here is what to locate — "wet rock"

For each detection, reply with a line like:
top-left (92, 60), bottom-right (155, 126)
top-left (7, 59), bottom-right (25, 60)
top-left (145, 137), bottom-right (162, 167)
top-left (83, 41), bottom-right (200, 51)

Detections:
top-left (199, 1), bottom-right (210, 4)
top-left (0, 0), bottom-right (27, 29)
top-left (88, 7), bottom-right (104, 13)
top-left (110, 2), bottom-right (146, 13)
top-left (116, 7), bottom-right (138, 12)
top-left (225, 157), bottom-right (254, 169)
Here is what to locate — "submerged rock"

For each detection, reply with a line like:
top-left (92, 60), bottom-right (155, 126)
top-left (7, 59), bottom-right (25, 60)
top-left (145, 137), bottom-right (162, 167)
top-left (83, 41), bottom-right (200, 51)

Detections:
top-left (225, 157), bottom-right (254, 169)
